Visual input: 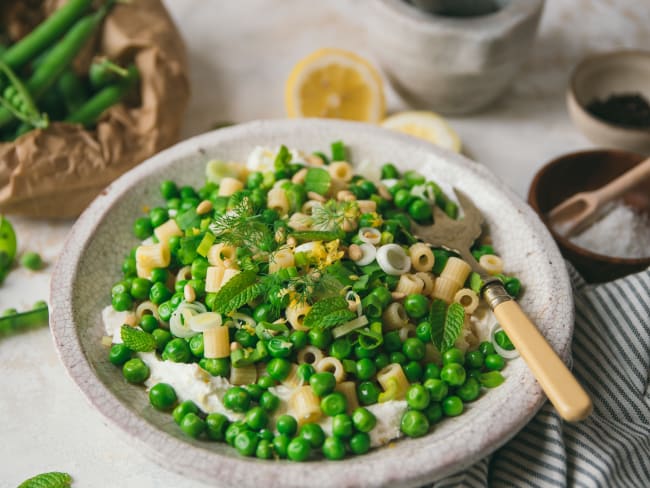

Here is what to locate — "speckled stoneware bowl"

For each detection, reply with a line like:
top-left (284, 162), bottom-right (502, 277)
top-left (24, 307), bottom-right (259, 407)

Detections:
top-left (50, 119), bottom-right (572, 488)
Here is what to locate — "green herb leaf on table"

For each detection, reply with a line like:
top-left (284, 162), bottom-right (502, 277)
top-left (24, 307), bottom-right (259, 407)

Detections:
top-left (120, 325), bottom-right (156, 352)
top-left (18, 471), bottom-right (72, 488)
top-left (304, 167), bottom-right (331, 196)
top-left (441, 302), bottom-right (465, 353)
top-left (212, 270), bottom-right (264, 314)
top-left (304, 296), bottom-right (354, 329)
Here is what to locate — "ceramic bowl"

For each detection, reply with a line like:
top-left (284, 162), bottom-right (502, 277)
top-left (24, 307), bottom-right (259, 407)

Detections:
top-left (364, 0), bottom-right (544, 114)
top-left (567, 50), bottom-right (650, 153)
top-left (528, 149), bottom-right (650, 283)
top-left (50, 119), bottom-right (572, 487)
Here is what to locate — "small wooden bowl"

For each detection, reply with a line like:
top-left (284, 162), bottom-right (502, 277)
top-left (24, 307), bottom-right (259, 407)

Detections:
top-left (528, 149), bottom-right (650, 283)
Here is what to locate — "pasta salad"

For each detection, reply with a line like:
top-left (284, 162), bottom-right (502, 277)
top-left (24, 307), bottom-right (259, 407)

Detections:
top-left (103, 141), bottom-right (521, 461)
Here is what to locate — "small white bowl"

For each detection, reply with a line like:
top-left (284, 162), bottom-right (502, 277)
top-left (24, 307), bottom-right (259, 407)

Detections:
top-left (567, 50), bottom-right (650, 153)
top-left (50, 119), bottom-right (572, 487)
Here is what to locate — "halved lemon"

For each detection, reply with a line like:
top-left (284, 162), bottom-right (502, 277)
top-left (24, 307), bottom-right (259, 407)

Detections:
top-left (381, 111), bottom-right (462, 153)
top-left (285, 48), bottom-right (385, 123)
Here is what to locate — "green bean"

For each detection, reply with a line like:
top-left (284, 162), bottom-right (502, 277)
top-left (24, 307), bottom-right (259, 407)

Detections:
top-left (1, 0), bottom-right (93, 70)
top-left (58, 69), bottom-right (89, 113)
top-left (89, 58), bottom-right (130, 90)
top-left (65, 64), bottom-right (139, 127)
top-left (0, 304), bottom-right (49, 336)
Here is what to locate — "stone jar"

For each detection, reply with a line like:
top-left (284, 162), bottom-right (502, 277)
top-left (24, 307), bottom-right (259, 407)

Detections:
top-left (364, 0), bottom-right (544, 115)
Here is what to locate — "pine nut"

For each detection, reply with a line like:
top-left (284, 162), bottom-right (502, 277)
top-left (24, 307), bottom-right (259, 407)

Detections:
top-left (196, 200), bottom-right (213, 215)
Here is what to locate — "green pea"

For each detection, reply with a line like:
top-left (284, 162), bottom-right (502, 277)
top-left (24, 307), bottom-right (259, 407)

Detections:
top-left (408, 198), bottom-right (432, 222)
top-left (287, 330), bottom-right (307, 350)
top-left (299, 423), bottom-right (325, 448)
top-left (400, 410), bottom-right (430, 438)
top-left (457, 377), bottom-right (481, 402)
top-left (266, 357), bottom-right (291, 382)
top-left (257, 375), bottom-right (276, 390)
top-left (374, 353), bottom-right (390, 371)
top-left (331, 413), bottom-right (354, 438)
top-left (403, 295), bottom-right (429, 320)
top-left (149, 383), bottom-right (177, 411)
top-left (112, 280), bottom-right (130, 297)
top-left (255, 439), bottom-right (273, 459)
top-left (170, 292), bottom-right (184, 309)
top-left (423, 378), bottom-right (448, 402)
top-left (174, 279), bottom-right (189, 294)
top-left (479, 371), bottom-right (505, 388)
top-left (149, 207), bottom-right (168, 228)
top-left (485, 353), bottom-right (505, 371)
top-left (465, 350), bottom-right (484, 369)
top-left (357, 381), bottom-right (380, 405)
top-left (139, 314), bottom-right (159, 333)
top-left (198, 358), bottom-right (229, 377)
top-left (424, 402), bottom-right (443, 424)
top-left (112, 292), bottom-right (133, 312)
top-left (273, 434), bottom-right (291, 459)
top-left (355, 358), bottom-right (377, 381)
top-left (361, 294), bottom-right (383, 319)
top-left (252, 302), bottom-right (276, 323)
top-left (423, 363), bottom-right (441, 380)
top-left (109, 343), bottom-right (132, 366)
top-left (442, 347), bottom-right (465, 365)
top-left (352, 407), bottom-right (376, 433)
top-left (181, 412), bottom-right (206, 438)
top-left (495, 330), bottom-right (515, 350)
top-left (479, 341), bottom-right (495, 356)
top-left (354, 344), bottom-right (376, 359)
top-left (122, 257), bottom-right (137, 277)
top-left (166, 197), bottom-right (181, 210)
top-left (21, 251), bottom-right (42, 270)
top-left (162, 338), bottom-right (191, 363)
top-left (370, 286), bottom-right (392, 308)
top-left (349, 432), bottom-right (371, 455)
top-left (156, 301), bottom-right (172, 323)
top-left (393, 188), bottom-right (413, 209)
top-left (130, 277), bottom-right (152, 300)
top-left (223, 386), bottom-right (251, 413)
top-left (133, 217), bottom-right (153, 239)
top-left (383, 331), bottom-right (402, 352)
top-left (440, 363), bottom-right (466, 386)
top-left (275, 414), bottom-right (298, 436)
top-left (152, 328), bottom-right (172, 352)
top-left (442, 395), bottom-right (464, 416)
top-left (122, 358), bottom-right (149, 384)
top-left (505, 277), bottom-right (521, 298)
top-left (266, 337), bottom-right (293, 358)
top-left (406, 384), bottom-right (430, 410)
top-left (287, 437), bottom-right (311, 462)
top-left (389, 351), bottom-right (406, 365)
top-left (403, 361), bottom-right (423, 383)
top-left (259, 391), bottom-right (280, 413)
top-left (381, 163), bottom-right (399, 179)
top-left (149, 281), bottom-right (172, 305)
top-left (309, 372), bottom-right (336, 397)
top-left (402, 337), bottom-right (426, 361)
top-left (206, 412), bottom-right (229, 441)
top-left (225, 422), bottom-right (248, 446)
top-left (150, 268), bottom-right (168, 284)
top-left (179, 185), bottom-right (198, 200)
top-left (258, 428), bottom-right (274, 441)
top-left (308, 327), bottom-right (333, 349)
top-left (416, 321), bottom-right (432, 342)
top-left (321, 392), bottom-right (347, 417)
top-left (297, 363), bottom-right (315, 383)
top-left (235, 328), bottom-right (258, 348)
top-left (160, 180), bottom-right (179, 199)
top-left (189, 334), bottom-right (204, 357)
top-left (244, 406), bottom-right (268, 431)
top-left (329, 337), bottom-right (353, 359)
top-left (173, 400), bottom-right (199, 425)
top-left (322, 436), bottom-right (346, 460)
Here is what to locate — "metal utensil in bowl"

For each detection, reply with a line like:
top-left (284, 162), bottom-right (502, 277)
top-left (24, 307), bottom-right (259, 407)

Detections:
top-left (411, 189), bottom-right (593, 422)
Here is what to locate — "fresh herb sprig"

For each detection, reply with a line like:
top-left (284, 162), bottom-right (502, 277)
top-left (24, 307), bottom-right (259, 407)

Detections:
top-left (208, 198), bottom-right (276, 252)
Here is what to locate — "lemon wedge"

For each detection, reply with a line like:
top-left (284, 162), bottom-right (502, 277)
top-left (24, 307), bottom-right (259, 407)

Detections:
top-left (381, 111), bottom-right (462, 153)
top-left (285, 48), bottom-right (386, 123)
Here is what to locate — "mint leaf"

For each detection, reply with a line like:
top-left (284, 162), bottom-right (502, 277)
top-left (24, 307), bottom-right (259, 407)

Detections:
top-left (212, 270), bottom-right (263, 314)
top-left (429, 299), bottom-right (447, 350)
top-left (441, 302), bottom-right (465, 352)
top-left (120, 326), bottom-right (156, 352)
top-left (304, 167), bottom-right (331, 196)
top-left (304, 296), bottom-right (353, 329)
top-left (18, 472), bottom-right (72, 488)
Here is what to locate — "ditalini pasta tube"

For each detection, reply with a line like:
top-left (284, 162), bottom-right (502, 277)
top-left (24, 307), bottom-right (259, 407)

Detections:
top-left (289, 386), bottom-right (322, 425)
top-left (377, 363), bottom-right (410, 401)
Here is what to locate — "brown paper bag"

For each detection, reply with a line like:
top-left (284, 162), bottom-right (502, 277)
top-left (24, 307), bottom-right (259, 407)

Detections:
top-left (0, 0), bottom-right (190, 218)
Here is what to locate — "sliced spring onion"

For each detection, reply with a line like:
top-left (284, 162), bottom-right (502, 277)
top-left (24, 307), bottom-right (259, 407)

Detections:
top-left (170, 301), bottom-right (206, 338)
top-left (358, 227), bottom-right (381, 245)
top-left (345, 290), bottom-right (362, 318)
top-left (294, 242), bottom-right (316, 254)
top-left (356, 243), bottom-right (377, 267)
top-left (230, 312), bottom-right (256, 329)
top-left (489, 322), bottom-right (519, 359)
top-left (188, 312), bottom-right (222, 332)
top-left (380, 178), bottom-right (398, 189)
top-left (331, 315), bottom-right (369, 339)
top-left (376, 244), bottom-right (411, 275)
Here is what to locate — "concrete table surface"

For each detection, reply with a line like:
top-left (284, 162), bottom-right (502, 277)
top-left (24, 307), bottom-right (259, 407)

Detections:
top-left (1, 1), bottom-right (648, 486)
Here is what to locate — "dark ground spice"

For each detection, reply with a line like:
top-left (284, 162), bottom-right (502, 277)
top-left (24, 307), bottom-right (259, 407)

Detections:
top-left (586, 93), bottom-right (650, 129)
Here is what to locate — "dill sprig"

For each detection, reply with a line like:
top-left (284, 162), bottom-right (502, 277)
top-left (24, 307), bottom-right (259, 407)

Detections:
top-left (209, 198), bottom-right (276, 252)
top-left (311, 200), bottom-right (359, 232)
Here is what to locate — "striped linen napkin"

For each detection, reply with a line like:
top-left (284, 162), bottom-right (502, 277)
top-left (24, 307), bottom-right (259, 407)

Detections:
top-left (432, 264), bottom-right (650, 488)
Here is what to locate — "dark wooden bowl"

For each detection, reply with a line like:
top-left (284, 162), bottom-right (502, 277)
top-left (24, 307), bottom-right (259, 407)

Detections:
top-left (528, 149), bottom-right (650, 283)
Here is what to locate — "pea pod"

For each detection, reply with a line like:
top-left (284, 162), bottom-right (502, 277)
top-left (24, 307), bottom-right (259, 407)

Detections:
top-left (0, 305), bottom-right (49, 336)
top-left (66, 64), bottom-right (139, 127)
top-left (0, 215), bottom-right (17, 284)
top-left (1, 0), bottom-right (93, 70)
top-left (58, 69), bottom-right (89, 113)
top-left (89, 58), bottom-right (130, 90)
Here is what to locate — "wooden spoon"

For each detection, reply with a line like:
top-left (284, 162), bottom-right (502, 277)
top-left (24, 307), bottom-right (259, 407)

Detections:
top-left (547, 156), bottom-right (650, 237)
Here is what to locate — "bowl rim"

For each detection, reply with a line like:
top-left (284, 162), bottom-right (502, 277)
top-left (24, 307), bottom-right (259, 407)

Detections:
top-left (567, 49), bottom-right (650, 135)
top-left (50, 118), bottom-right (572, 487)
top-left (528, 148), bottom-right (650, 264)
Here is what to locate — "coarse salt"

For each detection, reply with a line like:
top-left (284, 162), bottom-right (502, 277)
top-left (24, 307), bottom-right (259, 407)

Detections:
top-left (568, 201), bottom-right (650, 259)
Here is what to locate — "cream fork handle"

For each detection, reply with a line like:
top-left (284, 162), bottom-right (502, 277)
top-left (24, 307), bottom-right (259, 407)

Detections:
top-left (486, 284), bottom-right (592, 422)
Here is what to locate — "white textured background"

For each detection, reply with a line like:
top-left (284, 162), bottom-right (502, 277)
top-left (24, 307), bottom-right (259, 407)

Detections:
top-left (1, 1), bottom-right (648, 487)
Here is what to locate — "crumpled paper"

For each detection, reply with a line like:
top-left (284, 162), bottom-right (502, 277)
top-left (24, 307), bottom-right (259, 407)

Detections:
top-left (0, 0), bottom-right (190, 218)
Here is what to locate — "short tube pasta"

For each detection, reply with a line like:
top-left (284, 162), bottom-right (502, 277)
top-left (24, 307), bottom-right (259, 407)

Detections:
top-left (229, 363), bottom-right (257, 385)
top-left (175, 265), bottom-right (192, 282)
top-left (289, 386), bottom-right (322, 425)
top-left (267, 187), bottom-right (290, 216)
top-left (205, 266), bottom-right (225, 293)
top-left (282, 364), bottom-right (301, 388)
top-left (440, 257), bottom-right (471, 288)
top-left (328, 161), bottom-right (353, 182)
top-left (382, 302), bottom-right (408, 331)
top-left (136, 244), bottom-right (170, 276)
top-left (376, 364), bottom-right (410, 401)
top-left (409, 243), bottom-right (435, 272)
top-left (432, 276), bottom-right (458, 303)
top-left (395, 273), bottom-right (424, 295)
top-left (269, 248), bottom-right (295, 273)
top-left (357, 200), bottom-right (377, 214)
top-left (479, 254), bottom-right (504, 275)
top-left (315, 357), bottom-right (345, 383)
top-left (454, 288), bottom-right (479, 314)
top-left (207, 243), bottom-right (236, 266)
top-left (203, 325), bottom-right (230, 358)
top-left (286, 301), bottom-right (311, 331)
top-left (135, 301), bottom-right (159, 321)
top-left (335, 381), bottom-right (359, 413)
top-left (297, 345), bottom-right (324, 365)
top-left (218, 177), bottom-right (244, 197)
top-left (415, 272), bottom-right (435, 296)
top-left (154, 219), bottom-right (182, 249)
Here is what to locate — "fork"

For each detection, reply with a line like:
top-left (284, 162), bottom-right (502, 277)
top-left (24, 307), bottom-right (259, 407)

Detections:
top-left (411, 189), bottom-right (592, 422)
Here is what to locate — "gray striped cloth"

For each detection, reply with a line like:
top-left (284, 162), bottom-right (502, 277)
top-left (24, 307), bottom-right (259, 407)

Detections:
top-left (433, 264), bottom-right (650, 488)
